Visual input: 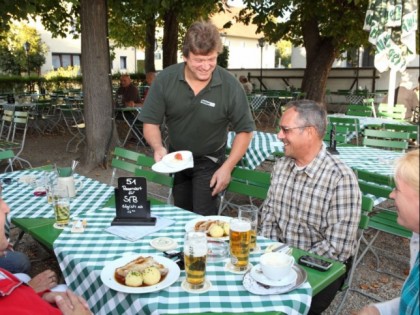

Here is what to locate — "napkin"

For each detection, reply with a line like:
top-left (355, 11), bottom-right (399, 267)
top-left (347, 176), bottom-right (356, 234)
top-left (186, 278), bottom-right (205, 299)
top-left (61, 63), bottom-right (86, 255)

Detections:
top-left (104, 216), bottom-right (175, 242)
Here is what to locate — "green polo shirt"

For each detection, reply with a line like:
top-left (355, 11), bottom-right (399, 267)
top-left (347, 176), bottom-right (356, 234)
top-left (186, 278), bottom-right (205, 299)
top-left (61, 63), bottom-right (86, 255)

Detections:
top-left (139, 63), bottom-right (255, 156)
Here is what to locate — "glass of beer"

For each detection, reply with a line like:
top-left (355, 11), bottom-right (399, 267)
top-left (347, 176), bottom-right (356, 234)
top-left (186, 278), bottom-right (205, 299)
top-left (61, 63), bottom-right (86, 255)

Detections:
top-left (52, 187), bottom-right (70, 229)
top-left (238, 205), bottom-right (258, 251)
top-left (184, 231), bottom-right (207, 289)
top-left (229, 218), bottom-right (251, 271)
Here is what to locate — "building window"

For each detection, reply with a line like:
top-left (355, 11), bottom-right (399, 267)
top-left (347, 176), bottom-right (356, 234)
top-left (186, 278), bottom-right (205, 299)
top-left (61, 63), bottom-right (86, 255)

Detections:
top-left (52, 53), bottom-right (81, 70)
top-left (154, 52), bottom-right (162, 60)
top-left (120, 56), bottom-right (127, 70)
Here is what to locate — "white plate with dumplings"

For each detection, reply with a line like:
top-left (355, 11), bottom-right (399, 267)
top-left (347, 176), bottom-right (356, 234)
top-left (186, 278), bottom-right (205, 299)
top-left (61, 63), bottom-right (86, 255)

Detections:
top-left (184, 215), bottom-right (231, 241)
top-left (100, 254), bottom-right (180, 294)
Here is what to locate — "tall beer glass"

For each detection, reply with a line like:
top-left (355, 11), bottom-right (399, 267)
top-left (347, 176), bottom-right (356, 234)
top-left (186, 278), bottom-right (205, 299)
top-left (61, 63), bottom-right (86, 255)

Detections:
top-left (184, 231), bottom-right (207, 289)
top-left (229, 218), bottom-right (251, 271)
top-left (238, 205), bottom-right (258, 251)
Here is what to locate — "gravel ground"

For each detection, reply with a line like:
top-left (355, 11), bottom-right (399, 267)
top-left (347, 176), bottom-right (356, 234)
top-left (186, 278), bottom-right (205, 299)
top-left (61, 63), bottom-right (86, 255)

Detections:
top-left (5, 127), bottom-right (409, 315)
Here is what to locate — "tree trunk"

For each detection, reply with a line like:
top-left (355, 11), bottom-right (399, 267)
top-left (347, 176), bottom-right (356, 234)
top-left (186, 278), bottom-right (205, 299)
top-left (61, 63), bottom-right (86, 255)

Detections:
top-left (301, 18), bottom-right (336, 108)
top-left (162, 10), bottom-right (179, 68)
top-left (144, 17), bottom-right (156, 73)
top-left (80, 0), bottom-right (116, 170)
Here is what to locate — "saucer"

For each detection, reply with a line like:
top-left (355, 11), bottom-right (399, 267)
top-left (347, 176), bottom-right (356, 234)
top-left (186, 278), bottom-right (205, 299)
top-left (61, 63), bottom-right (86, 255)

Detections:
top-left (150, 237), bottom-right (178, 251)
top-left (250, 264), bottom-right (297, 287)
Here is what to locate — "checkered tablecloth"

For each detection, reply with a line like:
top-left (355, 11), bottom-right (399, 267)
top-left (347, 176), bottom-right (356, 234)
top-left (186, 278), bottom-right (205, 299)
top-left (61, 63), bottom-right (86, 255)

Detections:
top-left (227, 131), bottom-right (283, 169)
top-left (0, 170), bottom-right (113, 220)
top-left (54, 205), bottom-right (312, 315)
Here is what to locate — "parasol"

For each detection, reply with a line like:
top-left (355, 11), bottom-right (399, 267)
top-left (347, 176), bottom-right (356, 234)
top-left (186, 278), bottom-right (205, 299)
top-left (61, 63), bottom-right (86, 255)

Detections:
top-left (363, 0), bottom-right (417, 107)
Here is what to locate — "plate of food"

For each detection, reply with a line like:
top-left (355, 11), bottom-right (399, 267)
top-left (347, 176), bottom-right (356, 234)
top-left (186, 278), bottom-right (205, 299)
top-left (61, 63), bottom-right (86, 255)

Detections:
top-left (100, 254), bottom-right (181, 294)
top-left (152, 151), bottom-right (194, 174)
top-left (184, 215), bottom-right (231, 241)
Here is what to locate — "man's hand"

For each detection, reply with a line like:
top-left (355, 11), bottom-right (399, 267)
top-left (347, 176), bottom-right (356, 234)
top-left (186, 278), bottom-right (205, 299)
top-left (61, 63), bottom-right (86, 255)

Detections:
top-left (209, 165), bottom-right (231, 196)
top-left (153, 147), bottom-right (168, 162)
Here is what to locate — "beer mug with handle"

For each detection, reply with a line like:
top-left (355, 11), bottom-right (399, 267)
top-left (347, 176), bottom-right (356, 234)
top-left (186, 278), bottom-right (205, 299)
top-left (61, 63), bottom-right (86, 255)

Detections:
top-left (184, 231), bottom-right (207, 290)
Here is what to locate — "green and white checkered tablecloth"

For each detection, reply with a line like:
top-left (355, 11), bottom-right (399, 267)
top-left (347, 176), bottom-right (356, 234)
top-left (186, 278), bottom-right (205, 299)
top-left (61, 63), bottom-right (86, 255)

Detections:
top-left (0, 170), bottom-right (113, 219)
top-left (54, 205), bottom-right (312, 315)
top-left (227, 131), bottom-right (283, 169)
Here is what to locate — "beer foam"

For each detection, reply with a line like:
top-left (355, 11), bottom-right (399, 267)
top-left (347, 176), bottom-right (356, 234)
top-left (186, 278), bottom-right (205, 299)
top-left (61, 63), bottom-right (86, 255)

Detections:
top-left (230, 219), bottom-right (251, 232)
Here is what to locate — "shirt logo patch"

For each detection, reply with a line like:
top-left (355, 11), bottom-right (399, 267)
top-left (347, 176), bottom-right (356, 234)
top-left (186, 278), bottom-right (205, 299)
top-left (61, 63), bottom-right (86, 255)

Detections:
top-left (200, 99), bottom-right (215, 107)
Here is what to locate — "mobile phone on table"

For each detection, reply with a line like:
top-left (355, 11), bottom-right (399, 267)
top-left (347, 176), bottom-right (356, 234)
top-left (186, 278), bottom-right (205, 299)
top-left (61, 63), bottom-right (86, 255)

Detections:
top-left (298, 255), bottom-right (333, 272)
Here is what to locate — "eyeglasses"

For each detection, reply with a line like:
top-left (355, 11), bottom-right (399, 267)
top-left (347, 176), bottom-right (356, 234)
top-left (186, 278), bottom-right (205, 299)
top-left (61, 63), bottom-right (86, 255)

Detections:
top-left (278, 125), bottom-right (311, 134)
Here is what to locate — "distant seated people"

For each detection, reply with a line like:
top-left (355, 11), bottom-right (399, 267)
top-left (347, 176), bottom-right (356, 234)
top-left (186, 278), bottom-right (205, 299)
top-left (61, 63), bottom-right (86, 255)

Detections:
top-left (357, 150), bottom-right (419, 315)
top-left (0, 186), bottom-right (92, 315)
top-left (260, 100), bottom-right (361, 314)
top-left (115, 74), bottom-right (142, 108)
top-left (239, 75), bottom-right (253, 94)
top-left (382, 74), bottom-right (418, 122)
top-left (140, 72), bottom-right (156, 103)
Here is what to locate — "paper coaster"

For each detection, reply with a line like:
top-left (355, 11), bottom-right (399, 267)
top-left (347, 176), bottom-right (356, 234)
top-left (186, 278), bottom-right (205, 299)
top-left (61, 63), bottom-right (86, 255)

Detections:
top-left (225, 261), bottom-right (253, 274)
top-left (181, 279), bottom-right (212, 294)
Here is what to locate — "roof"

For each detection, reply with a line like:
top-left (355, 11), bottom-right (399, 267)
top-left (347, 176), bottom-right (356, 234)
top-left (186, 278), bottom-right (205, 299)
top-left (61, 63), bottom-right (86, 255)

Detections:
top-left (210, 7), bottom-right (263, 40)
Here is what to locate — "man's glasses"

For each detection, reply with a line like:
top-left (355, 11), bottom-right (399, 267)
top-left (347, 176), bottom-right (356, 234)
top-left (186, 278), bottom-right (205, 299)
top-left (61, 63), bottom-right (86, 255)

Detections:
top-left (278, 125), bottom-right (310, 134)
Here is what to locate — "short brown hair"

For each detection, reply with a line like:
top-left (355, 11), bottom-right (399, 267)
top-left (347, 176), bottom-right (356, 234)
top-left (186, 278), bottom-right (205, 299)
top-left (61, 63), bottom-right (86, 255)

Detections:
top-left (182, 20), bottom-right (223, 57)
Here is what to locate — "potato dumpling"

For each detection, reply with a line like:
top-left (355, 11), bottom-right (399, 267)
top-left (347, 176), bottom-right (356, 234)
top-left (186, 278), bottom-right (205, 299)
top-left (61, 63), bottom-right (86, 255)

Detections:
top-left (142, 266), bottom-right (161, 285)
top-left (125, 271), bottom-right (143, 287)
top-left (209, 224), bottom-right (224, 238)
top-left (223, 222), bottom-right (230, 236)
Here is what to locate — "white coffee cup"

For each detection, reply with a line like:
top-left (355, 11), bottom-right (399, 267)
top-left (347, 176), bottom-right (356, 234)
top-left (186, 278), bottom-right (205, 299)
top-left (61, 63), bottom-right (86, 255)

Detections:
top-left (57, 176), bottom-right (83, 198)
top-left (260, 252), bottom-right (295, 281)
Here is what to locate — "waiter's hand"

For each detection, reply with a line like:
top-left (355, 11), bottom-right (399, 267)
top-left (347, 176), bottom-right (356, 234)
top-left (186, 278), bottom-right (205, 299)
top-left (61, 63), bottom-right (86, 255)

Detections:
top-left (153, 147), bottom-right (168, 162)
top-left (210, 166), bottom-right (231, 196)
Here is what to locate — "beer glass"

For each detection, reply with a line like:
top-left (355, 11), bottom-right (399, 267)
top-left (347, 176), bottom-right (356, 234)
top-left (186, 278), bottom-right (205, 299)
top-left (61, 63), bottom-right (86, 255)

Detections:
top-left (229, 218), bottom-right (251, 271)
top-left (52, 187), bottom-right (70, 228)
top-left (184, 231), bottom-right (207, 289)
top-left (238, 205), bottom-right (258, 251)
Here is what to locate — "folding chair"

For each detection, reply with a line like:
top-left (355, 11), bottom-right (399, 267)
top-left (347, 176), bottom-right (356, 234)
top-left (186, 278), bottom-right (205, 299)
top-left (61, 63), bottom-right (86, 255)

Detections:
top-left (218, 167), bottom-right (271, 216)
top-left (136, 155), bottom-right (174, 204)
top-left (60, 106), bottom-right (86, 152)
top-left (334, 196), bottom-right (375, 314)
top-left (323, 125), bottom-right (350, 145)
top-left (0, 110), bottom-right (32, 170)
top-left (0, 149), bottom-right (14, 172)
top-left (363, 128), bottom-right (410, 152)
top-left (248, 94), bottom-right (268, 125)
top-left (382, 123), bottom-right (419, 147)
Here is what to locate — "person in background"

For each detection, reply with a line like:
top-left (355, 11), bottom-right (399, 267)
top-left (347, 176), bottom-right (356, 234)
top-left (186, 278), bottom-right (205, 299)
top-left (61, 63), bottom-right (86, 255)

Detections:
top-left (357, 150), bottom-right (419, 315)
top-left (140, 20), bottom-right (254, 215)
top-left (239, 75), bottom-right (253, 94)
top-left (0, 186), bottom-right (92, 315)
top-left (115, 74), bottom-right (142, 108)
top-left (382, 73), bottom-right (418, 122)
top-left (140, 72), bottom-right (156, 103)
top-left (260, 100), bottom-right (361, 314)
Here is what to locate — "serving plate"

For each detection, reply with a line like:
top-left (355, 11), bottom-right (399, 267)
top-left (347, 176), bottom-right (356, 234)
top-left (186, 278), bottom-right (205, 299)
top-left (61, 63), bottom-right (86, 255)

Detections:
top-left (184, 215), bottom-right (231, 241)
top-left (152, 151), bottom-right (193, 173)
top-left (100, 254), bottom-right (180, 294)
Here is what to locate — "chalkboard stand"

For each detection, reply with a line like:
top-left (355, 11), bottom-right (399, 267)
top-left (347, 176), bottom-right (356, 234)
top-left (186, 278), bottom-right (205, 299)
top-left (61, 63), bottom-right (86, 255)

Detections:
top-left (111, 177), bottom-right (157, 226)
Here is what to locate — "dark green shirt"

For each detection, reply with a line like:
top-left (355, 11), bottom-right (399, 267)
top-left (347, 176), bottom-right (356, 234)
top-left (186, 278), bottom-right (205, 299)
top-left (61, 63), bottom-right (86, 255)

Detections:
top-left (140, 63), bottom-right (255, 156)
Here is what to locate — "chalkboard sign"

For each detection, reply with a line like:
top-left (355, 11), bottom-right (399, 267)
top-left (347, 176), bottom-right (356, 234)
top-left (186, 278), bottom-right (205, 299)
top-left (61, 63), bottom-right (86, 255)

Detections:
top-left (111, 177), bottom-right (156, 226)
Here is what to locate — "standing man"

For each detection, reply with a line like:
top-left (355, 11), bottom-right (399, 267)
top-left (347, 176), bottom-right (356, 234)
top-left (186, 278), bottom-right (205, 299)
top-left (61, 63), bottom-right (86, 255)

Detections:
top-left (139, 20), bottom-right (254, 215)
top-left (261, 100), bottom-right (361, 314)
top-left (115, 74), bottom-right (142, 108)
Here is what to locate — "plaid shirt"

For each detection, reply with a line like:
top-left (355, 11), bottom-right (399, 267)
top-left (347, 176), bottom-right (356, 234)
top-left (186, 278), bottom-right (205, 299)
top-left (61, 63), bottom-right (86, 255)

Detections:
top-left (260, 147), bottom-right (361, 262)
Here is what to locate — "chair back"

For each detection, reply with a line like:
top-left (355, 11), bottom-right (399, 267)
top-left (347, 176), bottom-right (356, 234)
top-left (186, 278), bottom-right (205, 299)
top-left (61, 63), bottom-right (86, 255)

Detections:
top-left (363, 128), bottom-right (410, 152)
top-left (346, 105), bottom-right (373, 117)
top-left (377, 103), bottom-right (407, 121)
top-left (0, 149), bottom-right (15, 172)
top-left (354, 168), bottom-right (395, 200)
top-left (382, 123), bottom-right (419, 144)
top-left (324, 124), bottom-right (349, 145)
top-left (328, 116), bottom-right (360, 145)
top-left (109, 147), bottom-right (144, 185)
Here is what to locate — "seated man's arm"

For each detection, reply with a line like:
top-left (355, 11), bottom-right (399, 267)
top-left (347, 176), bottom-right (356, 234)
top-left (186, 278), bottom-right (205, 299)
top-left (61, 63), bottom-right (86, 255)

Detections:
top-left (311, 173), bottom-right (361, 262)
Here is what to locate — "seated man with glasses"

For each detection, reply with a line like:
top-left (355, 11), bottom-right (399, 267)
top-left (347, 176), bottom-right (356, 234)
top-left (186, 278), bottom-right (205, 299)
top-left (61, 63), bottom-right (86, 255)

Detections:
top-left (260, 100), bottom-right (361, 315)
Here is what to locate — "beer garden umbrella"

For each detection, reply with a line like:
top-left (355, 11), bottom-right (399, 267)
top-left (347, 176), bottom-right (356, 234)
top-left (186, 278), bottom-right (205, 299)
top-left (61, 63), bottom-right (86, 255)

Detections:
top-left (363, 0), bottom-right (417, 107)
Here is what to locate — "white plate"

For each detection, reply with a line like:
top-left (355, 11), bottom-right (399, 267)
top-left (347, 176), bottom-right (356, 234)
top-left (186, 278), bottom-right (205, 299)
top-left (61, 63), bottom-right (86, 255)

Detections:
top-left (250, 263), bottom-right (297, 287)
top-left (152, 151), bottom-right (194, 174)
top-left (100, 254), bottom-right (180, 294)
top-left (184, 215), bottom-right (231, 241)
top-left (243, 264), bottom-right (307, 295)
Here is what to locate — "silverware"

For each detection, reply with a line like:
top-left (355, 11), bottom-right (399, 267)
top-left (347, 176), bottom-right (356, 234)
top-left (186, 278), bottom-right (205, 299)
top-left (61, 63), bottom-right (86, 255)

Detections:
top-left (271, 243), bottom-right (287, 252)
